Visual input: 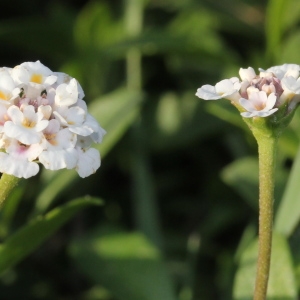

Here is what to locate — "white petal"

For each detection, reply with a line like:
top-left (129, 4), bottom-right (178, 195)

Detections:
top-left (264, 93), bottom-right (277, 110)
top-left (240, 111), bottom-right (254, 118)
top-left (215, 79), bottom-right (239, 96)
top-left (256, 108), bottom-right (278, 117)
top-left (281, 77), bottom-right (300, 94)
top-left (195, 84), bottom-right (221, 100)
top-left (55, 129), bottom-right (77, 149)
top-left (38, 105), bottom-right (52, 120)
top-left (55, 79), bottom-right (78, 106)
top-left (76, 148), bottom-right (100, 178)
top-left (239, 98), bottom-right (256, 112)
top-left (69, 124), bottom-right (94, 136)
top-left (39, 148), bottom-right (77, 170)
top-left (251, 91), bottom-right (268, 108)
top-left (239, 67), bottom-right (256, 81)
top-left (7, 105), bottom-right (23, 124)
top-left (0, 152), bottom-right (39, 178)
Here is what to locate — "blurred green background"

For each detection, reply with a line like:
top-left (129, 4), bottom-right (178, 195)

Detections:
top-left (1, 0), bottom-right (300, 299)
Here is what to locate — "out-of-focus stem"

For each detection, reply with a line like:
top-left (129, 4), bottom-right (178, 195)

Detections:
top-left (125, 0), bottom-right (143, 91)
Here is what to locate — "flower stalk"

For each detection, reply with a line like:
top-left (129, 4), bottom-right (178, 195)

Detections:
top-left (195, 64), bottom-right (300, 298)
top-left (252, 129), bottom-right (278, 300)
top-left (0, 173), bottom-right (21, 208)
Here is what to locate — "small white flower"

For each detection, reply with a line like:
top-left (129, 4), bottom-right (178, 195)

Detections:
top-left (39, 120), bottom-right (77, 170)
top-left (75, 147), bottom-right (100, 178)
top-left (54, 72), bottom-right (85, 99)
top-left (0, 68), bottom-right (18, 103)
top-left (11, 61), bottom-right (57, 86)
top-left (55, 78), bottom-right (79, 106)
top-left (195, 77), bottom-right (241, 102)
top-left (261, 64), bottom-right (300, 80)
top-left (4, 105), bottom-right (49, 145)
top-left (0, 136), bottom-right (43, 178)
top-left (53, 106), bottom-right (94, 136)
top-left (239, 91), bottom-right (278, 118)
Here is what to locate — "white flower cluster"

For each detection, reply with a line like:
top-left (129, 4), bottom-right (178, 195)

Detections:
top-left (196, 64), bottom-right (300, 118)
top-left (0, 61), bottom-right (106, 179)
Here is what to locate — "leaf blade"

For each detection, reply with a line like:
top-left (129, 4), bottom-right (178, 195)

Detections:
top-left (0, 197), bottom-right (102, 274)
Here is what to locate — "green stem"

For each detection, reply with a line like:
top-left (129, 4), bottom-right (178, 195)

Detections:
top-left (253, 132), bottom-right (277, 300)
top-left (0, 174), bottom-right (21, 209)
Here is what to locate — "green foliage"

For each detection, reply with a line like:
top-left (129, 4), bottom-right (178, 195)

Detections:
top-left (234, 232), bottom-right (297, 299)
top-left (0, 197), bottom-right (102, 274)
top-left (70, 228), bottom-right (176, 300)
top-left (275, 146), bottom-right (300, 236)
top-left (1, 0), bottom-right (300, 299)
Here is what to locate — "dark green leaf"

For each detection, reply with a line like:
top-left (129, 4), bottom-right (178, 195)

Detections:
top-left (0, 197), bottom-right (102, 274)
top-left (70, 228), bottom-right (177, 300)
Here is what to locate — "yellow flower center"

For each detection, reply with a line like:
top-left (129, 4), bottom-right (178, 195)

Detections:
top-left (22, 118), bottom-right (36, 128)
top-left (44, 133), bottom-right (57, 146)
top-left (30, 74), bottom-right (43, 84)
top-left (0, 91), bottom-right (7, 100)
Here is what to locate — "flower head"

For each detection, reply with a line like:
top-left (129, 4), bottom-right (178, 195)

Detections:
top-left (0, 61), bottom-right (106, 178)
top-left (196, 64), bottom-right (300, 120)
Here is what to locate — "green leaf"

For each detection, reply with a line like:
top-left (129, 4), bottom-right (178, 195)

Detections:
top-left (74, 1), bottom-right (124, 50)
top-left (233, 232), bottom-right (297, 300)
top-left (206, 101), bottom-right (247, 130)
top-left (265, 0), bottom-right (287, 63)
top-left (279, 30), bottom-right (300, 65)
top-left (221, 157), bottom-right (259, 210)
top-left (0, 197), bottom-right (102, 274)
top-left (33, 88), bottom-right (142, 215)
top-left (221, 157), bottom-right (287, 212)
top-left (275, 146), bottom-right (300, 236)
top-left (70, 228), bottom-right (177, 300)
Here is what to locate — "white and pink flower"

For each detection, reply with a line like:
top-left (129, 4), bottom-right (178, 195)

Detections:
top-left (0, 60), bottom-right (105, 178)
top-left (196, 64), bottom-right (300, 118)
top-left (0, 136), bottom-right (43, 179)
top-left (239, 91), bottom-right (278, 118)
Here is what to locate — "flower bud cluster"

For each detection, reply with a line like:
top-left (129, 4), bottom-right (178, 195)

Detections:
top-left (196, 64), bottom-right (300, 118)
top-left (0, 61), bottom-right (106, 178)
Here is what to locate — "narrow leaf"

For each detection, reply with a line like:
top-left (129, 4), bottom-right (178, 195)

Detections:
top-left (275, 145), bottom-right (300, 236)
top-left (0, 197), bottom-right (102, 273)
top-left (265, 0), bottom-right (287, 62)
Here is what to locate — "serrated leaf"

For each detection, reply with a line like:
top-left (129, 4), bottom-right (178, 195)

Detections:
top-left (0, 197), bottom-right (102, 274)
